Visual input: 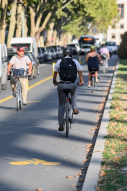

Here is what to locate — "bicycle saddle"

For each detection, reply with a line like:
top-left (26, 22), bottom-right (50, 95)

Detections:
top-left (63, 89), bottom-right (71, 93)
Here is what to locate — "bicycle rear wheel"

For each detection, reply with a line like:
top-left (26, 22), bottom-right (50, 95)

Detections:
top-left (92, 79), bottom-right (94, 93)
top-left (16, 89), bottom-right (20, 111)
top-left (66, 101), bottom-right (69, 137)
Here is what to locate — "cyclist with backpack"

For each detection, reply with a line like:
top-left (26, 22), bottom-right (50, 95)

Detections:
top-left (53, 47), bottom-right (84, 131)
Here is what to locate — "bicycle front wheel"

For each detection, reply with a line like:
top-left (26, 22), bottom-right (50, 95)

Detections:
top-left (66, 101), bottom-right (69, 137)
top-left (16, 89), bottom-right (20, 111)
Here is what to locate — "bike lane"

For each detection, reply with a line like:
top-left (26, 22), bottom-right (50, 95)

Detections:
top-left (0, 55), bottom-right (118, 191)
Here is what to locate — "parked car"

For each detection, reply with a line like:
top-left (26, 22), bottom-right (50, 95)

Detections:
top-left (66, 43), bottom-right (80, 54)
top-left (24, 52), bottom-right (38, 80)
top-left (46, 48), bottom-right (52, 61)
top-left (40, 47), bottom-right (49, 62)
top-left (37, 47), bottom-right (44, 63)
top-left (105, 41), bottom-right (118, 55)
top-left (10, 37), bottom-right (38, 58)
top-left (0, 44), bottom-right (8, 93)
top-left (79, 44), bottom-right (91, 55)
top-left (31, 52), bottom-right (39, 75)
top-left (58, 46), bottom-right (63, 58)
top-left (49, 46), bottom-right (61, 58)
top-left (47, 47), bottom-right (56, 59)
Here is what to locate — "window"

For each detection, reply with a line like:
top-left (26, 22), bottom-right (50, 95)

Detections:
top-left (112, 34), bottom-right (116, 39)
top-left (120, 24), bottom-right (124, 29)
top-left (112, 25), bottom-right (115, 29)
top-left (118, 4), bottom-right (124, 18)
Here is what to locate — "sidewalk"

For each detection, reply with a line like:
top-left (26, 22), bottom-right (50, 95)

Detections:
top-left (82, 59), bottom-right (127, 191)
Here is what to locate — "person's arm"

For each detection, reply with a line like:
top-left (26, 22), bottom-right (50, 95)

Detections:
top-left (85, 53), bottom-right (89, 63)
top-left (7, 63), bottom-right (13, 75)
top-left (53, 71), bottom-right (58, 84)
top-left (78, 71), bottom-right (84, 85)
top-left (108, 51), bottom-right (110, 59)
top-left (28, 62), bottom-right (32, 75)
top-left (97, 54), bottom-right (101, 63)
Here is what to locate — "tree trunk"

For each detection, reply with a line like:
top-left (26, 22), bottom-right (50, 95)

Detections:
top-left (35, 11), bottom-right (52, 46)
top-left (53, 30), bottom-right (57, 45)
top-left (46, 22), bottom-right (54, 46)
top-left (0, 0), bottom-right (8, 44)
top-left (35, 31), bottom-right (40, 47)
top-left (29, 6), bottom-right (36, 37)
top-left (16, 4), bottom-right (23, 37)
top-left (7, 0), bottom-right (17, 47)
top-left (24, 17), bottom-right (28, 37)
top-left (40, 36), bottom-right (44, 47)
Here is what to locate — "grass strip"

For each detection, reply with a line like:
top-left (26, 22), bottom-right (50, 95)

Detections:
top-left (97, 59), bottom-right (127, 191)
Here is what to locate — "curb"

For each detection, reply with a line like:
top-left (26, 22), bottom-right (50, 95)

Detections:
top-left (82, 60), bottom-right (119, 191)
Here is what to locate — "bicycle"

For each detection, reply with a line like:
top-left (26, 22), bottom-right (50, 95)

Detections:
top-left (90, 68), bottom-right (96, 93)
top-left (63, 84), bottom-right (80, 137)
top-left (11, 68), bottom-right (28, 111)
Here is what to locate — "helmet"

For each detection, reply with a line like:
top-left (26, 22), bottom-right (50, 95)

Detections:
top-left (63, 47), bottom-right (72, 56)
top-left (90, 45), bottom-right (95, 51)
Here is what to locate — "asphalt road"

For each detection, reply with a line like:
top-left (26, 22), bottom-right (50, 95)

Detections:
top-left (0, 55), bottom-right (118, 191)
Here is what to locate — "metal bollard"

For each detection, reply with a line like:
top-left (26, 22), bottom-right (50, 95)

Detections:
top-left (52, 63), bottom-right (56, 75)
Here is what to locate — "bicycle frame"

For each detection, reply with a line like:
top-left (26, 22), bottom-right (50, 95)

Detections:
top-left (63, 91), bottom-right (74, 137)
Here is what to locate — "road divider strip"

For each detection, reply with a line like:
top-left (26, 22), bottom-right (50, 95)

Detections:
top-left (0, 75), bottom-right (53, 104)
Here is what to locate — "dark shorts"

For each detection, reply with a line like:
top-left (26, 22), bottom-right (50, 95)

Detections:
top-left (88, 68), bottom-right (98, 72)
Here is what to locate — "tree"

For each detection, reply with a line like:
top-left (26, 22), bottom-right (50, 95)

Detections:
top-left (117, 32), bottom-right (127, 59)
top-left (0, 0), bottom-right (8, 44)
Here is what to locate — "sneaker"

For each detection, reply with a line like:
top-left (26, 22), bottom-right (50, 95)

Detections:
top-left (22, 101), bottom-right (27, 105)
top-left (73, 108), bottom-right (79, 114)
top-left (88, 85), bottom-right (91, 88)
top-left (96, 78), bottom-right (98, 83)
top-left (12, 92), bottom-right (16, 97)
top-left (58, 125), bottom-right (64, 131)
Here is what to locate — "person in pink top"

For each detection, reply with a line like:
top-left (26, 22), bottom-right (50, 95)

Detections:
top-left (100, 44), bottom-right (110, 71)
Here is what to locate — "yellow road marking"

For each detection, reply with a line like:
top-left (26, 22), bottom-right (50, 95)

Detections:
top-left (10, 158), bottom-right (61, 166)
top-left (0, 75), bottom-right (53, 104)
top-left (28, 75), bottom-right (52, 89)
top-left (0, 95), bottom-right (13, 104)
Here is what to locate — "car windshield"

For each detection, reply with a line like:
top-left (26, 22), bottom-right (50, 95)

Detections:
top-left (37, 48), bottom-right (42, 53)
top-left (81, 45), bottom-right (91, 48)
top-left (41, 48), bottom-right (45, 52)
top-left (105, 42), bottom-right (116, 46)
top-left (11, 43), bottom-right (31, 51)
top-left (67, 44), bottom-right (75, 47)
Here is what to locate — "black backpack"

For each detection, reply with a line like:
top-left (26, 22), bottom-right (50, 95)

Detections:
top-left (59, 58), bottom-right (77, 81)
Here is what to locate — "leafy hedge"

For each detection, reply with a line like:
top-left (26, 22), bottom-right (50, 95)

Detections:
top-left (117, 32), bottom-right (127, 59)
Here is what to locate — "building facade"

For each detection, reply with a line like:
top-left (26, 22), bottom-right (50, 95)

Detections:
top-left (107, 0), bottom-right (127, 45)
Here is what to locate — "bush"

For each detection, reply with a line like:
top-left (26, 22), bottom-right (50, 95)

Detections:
top-left (117, 32), bottom-right (127, 59)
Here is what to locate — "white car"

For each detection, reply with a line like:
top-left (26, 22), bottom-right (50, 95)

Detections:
top-left (79, 44), bottom-right (91, 55)
top-left (105, 41), bottom-right (117, 54)
top-left (0, 44), bottom-right (8, 93)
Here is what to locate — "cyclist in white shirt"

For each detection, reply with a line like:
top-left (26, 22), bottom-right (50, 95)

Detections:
top-left (53, 47), bottom-right (84, 131)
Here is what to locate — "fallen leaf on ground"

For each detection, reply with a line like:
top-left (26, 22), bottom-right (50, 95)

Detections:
top-left (66, 176), bottom-right (73, 179)
top-left (100, 170), bottom-right (106, 177)
top-left (94, 185), bottom-right (100, 190)
top-left (79, 178), bottom-right (83, 182)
